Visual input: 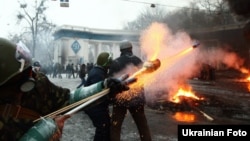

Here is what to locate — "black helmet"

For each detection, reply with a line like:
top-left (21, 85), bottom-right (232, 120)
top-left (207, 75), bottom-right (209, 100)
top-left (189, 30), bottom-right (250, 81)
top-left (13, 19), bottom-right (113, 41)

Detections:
top-left (96, 52), bottom-right (113, 67)
top-left (33, 61), bottom-right (41, 67)
top-left (0, 38), bottom-right (32, 86)
top-left (119, 40), bottom-right (133, 51)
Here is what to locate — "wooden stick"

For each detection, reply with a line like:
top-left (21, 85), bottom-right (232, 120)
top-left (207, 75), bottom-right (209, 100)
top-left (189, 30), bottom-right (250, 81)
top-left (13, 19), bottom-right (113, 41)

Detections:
top-left (65, 89), bottom-right (109, 115)
top-left (33, 59), bottom-right (161, 122)
top-left (33, 88), bottom-right (110, 122)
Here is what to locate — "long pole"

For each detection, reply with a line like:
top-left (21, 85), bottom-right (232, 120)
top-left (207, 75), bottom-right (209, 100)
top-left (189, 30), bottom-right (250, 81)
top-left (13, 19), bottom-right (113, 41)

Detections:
top-left (65, 89), bottom-right (109, 115)
top-left (33, 59), bottom-right (161, 122)
top-left (33, 88), bottom-right (110, 122)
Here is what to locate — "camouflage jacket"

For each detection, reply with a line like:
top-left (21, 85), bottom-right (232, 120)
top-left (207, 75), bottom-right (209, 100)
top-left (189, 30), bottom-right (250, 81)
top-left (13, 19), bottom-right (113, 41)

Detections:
top-left (0, 71), bottom-right (70, 140)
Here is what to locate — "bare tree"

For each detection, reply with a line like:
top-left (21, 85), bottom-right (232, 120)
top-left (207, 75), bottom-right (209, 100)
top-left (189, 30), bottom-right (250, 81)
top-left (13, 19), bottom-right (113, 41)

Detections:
top-left (17, 0), bottom-right (49, 57)
top-left (36, 22), bottom-right (56, 65)
top-left (163, 2), bottom-right (207, 32)
top-left (195, 0), bottom-right (235, 25)
top-left (162, 0), bottom-right (238, 31)
top-left (123, 0), bottom-right (238, 32)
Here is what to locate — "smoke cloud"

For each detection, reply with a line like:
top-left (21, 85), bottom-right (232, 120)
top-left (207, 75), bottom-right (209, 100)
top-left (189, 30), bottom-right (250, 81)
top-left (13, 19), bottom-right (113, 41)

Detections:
top-left (225, 0), bottom-right (250, 20)
top-left (139, 22), bottom-right (245, 102)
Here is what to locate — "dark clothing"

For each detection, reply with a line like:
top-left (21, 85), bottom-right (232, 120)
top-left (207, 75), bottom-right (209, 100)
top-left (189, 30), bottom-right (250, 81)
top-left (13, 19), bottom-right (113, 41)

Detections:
top-left (109, 52), bottom-right (141, 75)
top-left (79, 64), bottom-right (86, 79)
top-left (0, 67), bottom-right (70, 140)
top-left (87, 63), bottom-right (94, 74)
top-left (77, 64), bottom-right (87, 88)
top-left (109, 52), bottom-right (152, 141)
top-left (109, 52), bottom-right (145, 107)
top-left (111, 104), bottom-right (151, 141)
top-left (84, 65), bottom-right (110, 141)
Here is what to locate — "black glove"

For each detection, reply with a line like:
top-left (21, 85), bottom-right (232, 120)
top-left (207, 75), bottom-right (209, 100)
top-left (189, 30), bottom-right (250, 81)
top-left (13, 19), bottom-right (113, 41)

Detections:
top-left (104, 77), bottom-right (128, 93)
top-left (103, 75), bottom-right (136, 97)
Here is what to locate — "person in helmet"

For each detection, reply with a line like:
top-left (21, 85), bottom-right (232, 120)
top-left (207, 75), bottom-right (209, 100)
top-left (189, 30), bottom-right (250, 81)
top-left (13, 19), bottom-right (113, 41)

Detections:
top-left (32, 61), bottom-right (41, 72)
top-left (0, 38), bottom-right (131, 141)
top-left (109, 40), bottom-right (152, 141)
top-left (83, 52), bottom-right (113, 141)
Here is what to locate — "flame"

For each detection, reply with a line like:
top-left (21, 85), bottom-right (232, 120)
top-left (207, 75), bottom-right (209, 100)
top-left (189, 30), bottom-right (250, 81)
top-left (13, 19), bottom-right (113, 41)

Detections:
top-left (172, 87), bottom-right (202, 103)
top-left (240, 67), bottom-right (249, 74)
top-left (114, 23), bottom-right (199, 104)
top-left (173, 112), bottom-right (196, 122)
top-left (162, 47), bottom-right (193, 68)
top-left (236, 68), bottom-right (250, 91)
top-left (141, 22), bottom-right (165, 61)
top-left (247, 76), bottom-right (250, 81)
top-left (245, 75), bottom-right (250, 91)
top-left (234, 73), bottom-right (250, 92)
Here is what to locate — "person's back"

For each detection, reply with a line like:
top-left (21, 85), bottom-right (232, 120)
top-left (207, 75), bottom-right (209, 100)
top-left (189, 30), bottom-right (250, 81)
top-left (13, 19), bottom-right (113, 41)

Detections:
top-left (109, 40), bottom-right (152, 141)
top-left (76, 64), bottom-right (87, 88)
top-left (84, 52), bottom-right (113, 141)
top-left (79, 64), bottom-right (86, 79)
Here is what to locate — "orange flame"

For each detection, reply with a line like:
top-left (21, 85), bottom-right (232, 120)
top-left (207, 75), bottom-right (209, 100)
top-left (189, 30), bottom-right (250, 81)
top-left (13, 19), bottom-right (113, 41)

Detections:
top-left (238, 68), bottom-right (250, 91)
top-left (115, 23), bottom-right (199, 104)
top-left (172, 87), bottom-right (202, 103)
top-left (247, 76), bottom-right (250, 81)
top-left (173, 112), bottom-right (196, 122)
top-left (240, 67), bottom-right (249, 74)
top-left (245, 75), bottom-right (250, 91)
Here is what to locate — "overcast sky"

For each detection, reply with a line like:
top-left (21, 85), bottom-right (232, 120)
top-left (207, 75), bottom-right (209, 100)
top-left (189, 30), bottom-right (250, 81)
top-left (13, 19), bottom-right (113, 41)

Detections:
top-left (0, 0), bottom-right (190, 37)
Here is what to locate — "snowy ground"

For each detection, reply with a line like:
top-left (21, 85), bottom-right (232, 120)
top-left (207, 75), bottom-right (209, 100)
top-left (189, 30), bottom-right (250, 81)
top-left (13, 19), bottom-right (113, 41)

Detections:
top-left (49, 75), bottom-right (178, 141)
top-left (49, 71), bottom-right (250, 141)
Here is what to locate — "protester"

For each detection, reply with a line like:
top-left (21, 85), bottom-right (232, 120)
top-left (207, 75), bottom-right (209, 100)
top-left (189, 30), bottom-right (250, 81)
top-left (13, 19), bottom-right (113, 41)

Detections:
top-left (77, 63), bottom-right (87, 88)
top-left (87, 62), bottom-right (94, 73)
top-left (108, 40), bottom-right (152, 141)
top-left (32, 61), bottom-right (42, 73)
top-left (0, 38), bottom-right (131, 141)
top-left (84, 52), bottom-right (113, 141)
top-left (70, 63), bottom-right (75, 78)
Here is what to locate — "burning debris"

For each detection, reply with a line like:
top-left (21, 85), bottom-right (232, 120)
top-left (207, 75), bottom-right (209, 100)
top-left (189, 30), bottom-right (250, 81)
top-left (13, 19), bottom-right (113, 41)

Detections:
top-left (147, 76), bottom-right (250, 123)
top-left (148, 87), bottom-right (215, 122)
top-left (116, 21), bottom-right (250, 123)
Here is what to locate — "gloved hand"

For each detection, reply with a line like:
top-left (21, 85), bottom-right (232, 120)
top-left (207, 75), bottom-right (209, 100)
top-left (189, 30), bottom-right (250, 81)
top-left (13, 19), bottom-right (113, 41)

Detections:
top-left (103, 75), bottom-right (136, 97)
top-left (50, 115), bottom-right (71, 141)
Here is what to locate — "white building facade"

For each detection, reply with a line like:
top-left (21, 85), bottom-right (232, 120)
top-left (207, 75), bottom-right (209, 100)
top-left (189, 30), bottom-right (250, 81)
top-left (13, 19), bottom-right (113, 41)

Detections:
top-left (53, 25), bottom-right (142, 66)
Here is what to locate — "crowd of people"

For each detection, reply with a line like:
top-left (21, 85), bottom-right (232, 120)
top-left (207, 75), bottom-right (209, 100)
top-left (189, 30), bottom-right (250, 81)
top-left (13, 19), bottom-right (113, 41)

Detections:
top-left (40, 62), bottom-right (94, 80)
top-left (0, 37), bottom-right (152, 141)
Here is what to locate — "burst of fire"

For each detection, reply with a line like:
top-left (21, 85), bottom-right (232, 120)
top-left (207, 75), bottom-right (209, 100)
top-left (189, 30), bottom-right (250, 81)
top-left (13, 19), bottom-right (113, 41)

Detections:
top-left (173, 112), bottom-right (196, 122)
top-left (244, 75), bottom-right (250, 91)
top-left (246, 76), bottom-right (250, 81)
top-left (172, 87), bottom-right (203, 103)
top-left (115, 23), bottom-right (199, 104)
top-left (237, 67), bottom-right (250, 91)
top-left (240, 67), bottom-right (249, 74)
top-left (171, 87), bottom-right (205, 122)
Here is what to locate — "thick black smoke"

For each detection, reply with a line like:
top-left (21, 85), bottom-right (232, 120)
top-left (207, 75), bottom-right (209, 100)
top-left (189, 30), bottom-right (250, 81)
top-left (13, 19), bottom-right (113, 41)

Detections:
top-left (225, 0), bottom-right (250, 41)
top-left (225, 0), bottom-right (250, 19)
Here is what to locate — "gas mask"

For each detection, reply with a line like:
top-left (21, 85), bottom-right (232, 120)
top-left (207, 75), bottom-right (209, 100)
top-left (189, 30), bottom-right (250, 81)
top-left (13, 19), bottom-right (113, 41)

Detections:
top-left (15, 41), bottom-right (36, 92)
top-left (20, 69), bottom-right (36, 92)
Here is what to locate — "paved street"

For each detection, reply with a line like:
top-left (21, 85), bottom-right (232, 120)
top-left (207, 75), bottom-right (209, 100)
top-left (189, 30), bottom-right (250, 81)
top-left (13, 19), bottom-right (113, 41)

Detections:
top-left (48, 72), bottom-right (250, 141)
